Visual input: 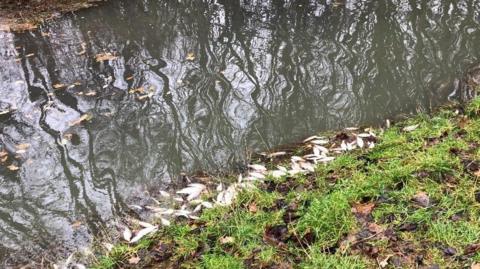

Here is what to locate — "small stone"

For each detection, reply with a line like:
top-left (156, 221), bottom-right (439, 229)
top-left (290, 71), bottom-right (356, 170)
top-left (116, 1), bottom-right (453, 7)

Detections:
top-left (475, 191), bottom-right (480, 203)
top-left (443, 247), bottom-right (457, 256)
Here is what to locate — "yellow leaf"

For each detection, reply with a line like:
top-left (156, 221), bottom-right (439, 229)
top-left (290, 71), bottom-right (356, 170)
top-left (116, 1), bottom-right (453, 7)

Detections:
top-left (53, 83), bottom-right (66, 89)
top-left (15, 144), bottom-right (30, 150)
top-left (7, 164), bottom-right (19, 171)
top-left (186, 52), bottom-right (195, 61)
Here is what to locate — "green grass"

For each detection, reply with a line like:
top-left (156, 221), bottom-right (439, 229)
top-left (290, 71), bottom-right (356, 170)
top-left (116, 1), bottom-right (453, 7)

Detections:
top-left (92, 99), bottom-right (480, 268)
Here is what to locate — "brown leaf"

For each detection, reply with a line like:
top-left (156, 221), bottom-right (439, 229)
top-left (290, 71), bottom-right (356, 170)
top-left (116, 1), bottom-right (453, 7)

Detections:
top-left (69, 114), bottom-right (92, 126)
top-left (412, 191), bottom-right (430, 207)
top-left (248, 203), bottom-right (258, 213)
top-left (7, 164), bottom-right (19, 171)
top-left (71, 220), bottom-right (82, 229)
top-left (352, 202), bottom-right (375, 215)
top-left (186, 52), bottom-right (195, 61)
top-left (85, 91), bottom-right (97, 96)
top-left (15, 144), bottom-right (30, 150)
top-left (129, 87), bottom-right (145, 94)
top-left (128, 256), bottom-right (140, 265)
top-left (219, 236), bottom-right (235, 244)
top-left (53, 83), bottom-right (66, 89)
top-left (95, 53), bottom-right (118, 62)
top-left (465, 243), bottom-right (480, 255)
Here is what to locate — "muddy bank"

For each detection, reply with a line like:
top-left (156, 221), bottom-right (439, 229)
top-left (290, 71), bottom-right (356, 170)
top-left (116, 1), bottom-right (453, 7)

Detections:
top-left (0, 0), bottom-right (104, 31)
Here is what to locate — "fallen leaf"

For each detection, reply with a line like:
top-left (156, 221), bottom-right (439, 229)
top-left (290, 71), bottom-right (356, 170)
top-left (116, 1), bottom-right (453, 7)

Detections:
top-left (352, 202), bottom-right (375, 215)
top-left (464, 243), bottom-right (480, 255)
top-left (248, 203), bottom-right (258, 213)
top-left (95, 53), bottom-right (118, 62)
top-left (85, 91), bottom-right (97, 96)
top-left (15, 144), bottom-right (30, 150)
top-left (7, 164), bottom-right (19, 171)
top-left (128, 256), bottom-right (140, 265)
top-left (186, 52), bottom-right (195, 61)
top-left (129, 87), bottom-right (145, 94)
top-left (69, 114), bottom-right (92, 126)
top-left (72, 220), bottom-right (82, 229)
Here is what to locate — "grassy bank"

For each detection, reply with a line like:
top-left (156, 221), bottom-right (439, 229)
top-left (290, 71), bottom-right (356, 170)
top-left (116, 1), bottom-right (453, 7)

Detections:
top-left (93, 98), bottom-right (480, 269)
top-left (0, 0), bottom-right (103, 31)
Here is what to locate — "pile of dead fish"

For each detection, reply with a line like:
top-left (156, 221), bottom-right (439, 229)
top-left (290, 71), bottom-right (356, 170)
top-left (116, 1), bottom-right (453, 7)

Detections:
top-left (116, 127), bottom-right (378, 244)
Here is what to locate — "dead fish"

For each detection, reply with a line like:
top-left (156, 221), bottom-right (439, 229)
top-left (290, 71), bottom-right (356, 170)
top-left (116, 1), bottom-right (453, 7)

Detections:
top-left (176, 183), bottom-right (206, 201)
top-left (248, 164), bottom-right (267, 172)
top-left (130, 225), bottom-right (158, 243)
top-left (402, 124), bottom-right (419, 132)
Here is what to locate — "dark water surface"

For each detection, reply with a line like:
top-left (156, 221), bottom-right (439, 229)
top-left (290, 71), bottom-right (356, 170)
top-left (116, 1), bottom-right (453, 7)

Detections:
top-left (1, 0), bottom-right (480, 263)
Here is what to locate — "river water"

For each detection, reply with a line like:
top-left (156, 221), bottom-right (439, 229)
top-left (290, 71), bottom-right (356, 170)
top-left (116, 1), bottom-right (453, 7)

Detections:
top-left (1, 0), bottom-right (480, 264)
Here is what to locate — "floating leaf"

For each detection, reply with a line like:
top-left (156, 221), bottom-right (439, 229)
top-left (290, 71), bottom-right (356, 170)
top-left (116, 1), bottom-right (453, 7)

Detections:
top-left (69, 114), bottom-right (92, 126)
top-left (15, 143), bottom-right (30, 151)
top-left (95, 53), bottom-right (118, 62)
top-left (53, 83), bottom-right (66, 89)
top-left (219, 236), bottom-right (235, 244)
top-left (7, 164), bottom-right (19, 171)
top-left (352, 202), bottom-right (375, 215)
top-left (128, 256), bottom-right (140, 265)
top-left (186, 52), bottom-right (195, 61)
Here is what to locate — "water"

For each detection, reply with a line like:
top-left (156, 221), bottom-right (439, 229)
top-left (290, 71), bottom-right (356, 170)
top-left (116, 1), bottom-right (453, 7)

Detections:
top-left (1, 0), bottom-right (480, 264)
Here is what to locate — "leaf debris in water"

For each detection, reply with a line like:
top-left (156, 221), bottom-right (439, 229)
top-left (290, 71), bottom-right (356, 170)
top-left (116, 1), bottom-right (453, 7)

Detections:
top-left (186, 52), bottom-right (195, 61)
top-left (69, 114), bottom-right (92, 126)
top-left (95, 52), bottom-right (118, 62)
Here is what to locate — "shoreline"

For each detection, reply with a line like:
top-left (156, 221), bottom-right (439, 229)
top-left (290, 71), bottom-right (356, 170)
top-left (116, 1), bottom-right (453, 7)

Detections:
top-left (85, 93), bottom-right (480, 268)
